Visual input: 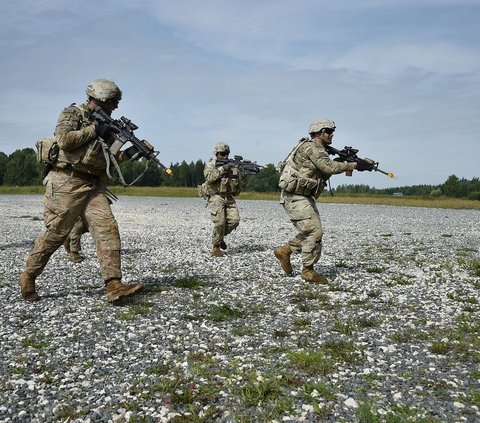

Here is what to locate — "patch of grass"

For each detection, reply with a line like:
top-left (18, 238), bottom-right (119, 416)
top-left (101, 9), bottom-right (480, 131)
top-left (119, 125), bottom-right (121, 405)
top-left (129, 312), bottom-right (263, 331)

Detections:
top-left (21, 336), bottom-right (49, 351)
top-left (145, 364), bottom-right (170, 376)
top-left (207, 303), bottom-right (245, 321)
top-left (118, 302), bottom-right (154, 321)
top-left (366, 267), bottom-right (384, 274)
top-left (333, 318), bottom-right (356, 335)
top-left (466, 259), bottom-right (480, 277)
top-left (293, 317), bottom-right (311, 328)
top-left (273, 328), bottom-right (289, 338)
top-left (173, 277), bottom-right (205, 289)
top-left (429, 341), bottom-right (451, 354)
top-left (288, 350), bottom-right (334, 375)
top-left (367, 289), bottom-right (382, 298)
top-left (302, 382), bottom-right (336, 401)
top-left (461, 389), bottom-right (480, 408)
top-left (321, 339), bottom-right (362, 364)
top-left (390, 328), bottom-right (429, 343)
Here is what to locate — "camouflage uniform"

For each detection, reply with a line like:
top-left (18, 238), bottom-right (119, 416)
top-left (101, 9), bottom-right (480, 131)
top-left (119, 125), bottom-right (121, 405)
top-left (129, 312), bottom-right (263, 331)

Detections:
top-left (203, 159), bottom-right (241, 249)
top-left (20, 80), bottom-right (143, 302)
top-left (280, 139), bottom-right (354, 267)
top-left (67, 217), bottom-right (87, 254)
top-left (23, 102), bottom-right (123, 280)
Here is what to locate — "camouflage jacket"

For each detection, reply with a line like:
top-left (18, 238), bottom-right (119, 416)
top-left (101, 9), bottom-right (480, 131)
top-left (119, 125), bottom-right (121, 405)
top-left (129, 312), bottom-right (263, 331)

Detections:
top-left (203, 159), bottom-right (241, 196)
top-left (54, 102), bottom-right (126, 176)
top-left (290, 138), bottom-right (355, 180)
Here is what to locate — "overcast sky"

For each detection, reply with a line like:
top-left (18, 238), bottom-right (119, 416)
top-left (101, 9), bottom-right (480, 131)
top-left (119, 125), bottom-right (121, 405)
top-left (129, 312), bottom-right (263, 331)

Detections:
top-left (1, 0), bottom-right (479, 188)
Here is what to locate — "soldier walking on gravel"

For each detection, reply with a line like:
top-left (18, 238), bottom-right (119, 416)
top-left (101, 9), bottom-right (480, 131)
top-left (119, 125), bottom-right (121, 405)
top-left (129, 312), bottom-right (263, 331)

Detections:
top-left (202, 142), bottom-right (241, 257)
top-left (19, 79), bottom-right (144, 303)
top-left (274, 118), bottom-right (370, 283)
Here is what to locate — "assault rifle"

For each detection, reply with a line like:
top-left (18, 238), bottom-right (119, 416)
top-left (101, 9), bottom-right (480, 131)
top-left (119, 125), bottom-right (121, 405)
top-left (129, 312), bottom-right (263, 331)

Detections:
top-left (215, 155), bottom-right (265, 176)
top-left (92, 106), bottom-right (173, 177)
top-left (326, 145), bottom-right (395, 178)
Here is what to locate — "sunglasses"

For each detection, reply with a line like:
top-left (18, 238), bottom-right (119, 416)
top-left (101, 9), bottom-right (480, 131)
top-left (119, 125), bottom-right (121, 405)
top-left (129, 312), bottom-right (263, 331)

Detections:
top-left (323, 128), bottom-right (335, 135)
top-left (218, 151), bottom-right (230, 155)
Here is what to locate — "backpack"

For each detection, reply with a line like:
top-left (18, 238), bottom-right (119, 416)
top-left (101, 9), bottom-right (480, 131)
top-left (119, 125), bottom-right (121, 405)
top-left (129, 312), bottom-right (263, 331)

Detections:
top-left (36, 136), bottom-right (59, 165)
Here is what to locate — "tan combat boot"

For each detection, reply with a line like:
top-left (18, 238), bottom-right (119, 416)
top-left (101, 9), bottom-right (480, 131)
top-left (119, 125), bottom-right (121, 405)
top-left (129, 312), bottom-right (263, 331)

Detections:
top-left (106, 279), bottom-right (144, 303)
top-left (68, 252), bottom-right (84, 263)
top-left (19, 272), bottom-right (40, 302)
top-left (212, 245), bottom-right (224, 257)
top-left (274, 245), bottom-right (293, 275)
top-left (301, 266), bottom-right (328, 284)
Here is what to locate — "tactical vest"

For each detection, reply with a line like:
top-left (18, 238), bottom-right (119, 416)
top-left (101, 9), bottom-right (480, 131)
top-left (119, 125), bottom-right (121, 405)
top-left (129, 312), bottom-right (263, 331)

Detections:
top-left (278, 138), bottom-right (324, 198)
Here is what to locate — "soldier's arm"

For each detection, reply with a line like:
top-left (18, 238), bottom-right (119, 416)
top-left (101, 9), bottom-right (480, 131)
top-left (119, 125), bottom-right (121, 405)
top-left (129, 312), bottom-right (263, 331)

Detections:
top-left (308, 144), bottom-right (355, 176)
top-left (204, 161), bottom-right (225, 183)
top-left (55, 106), bottom-right (97, 151)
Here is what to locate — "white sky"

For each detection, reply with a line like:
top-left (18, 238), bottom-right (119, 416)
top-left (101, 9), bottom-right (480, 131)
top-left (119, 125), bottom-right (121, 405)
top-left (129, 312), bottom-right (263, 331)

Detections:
top-left (1, 0), bottom-right (479, 188)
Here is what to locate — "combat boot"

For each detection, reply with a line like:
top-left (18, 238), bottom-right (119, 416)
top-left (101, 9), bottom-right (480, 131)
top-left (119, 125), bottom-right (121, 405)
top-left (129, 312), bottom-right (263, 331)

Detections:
top-left (274, 245), bottom-right (293, 275)
top-left (301, 266), bottom-right (328, 284)
top-left (106, 279), bottom-right (144, 303)
top-left (219, 241), bottom-right (227, 250)
top-left (212, 245), bottom-right (224, 257)
top-left (19, 272), bottom-right (40, 302)
top-left (68, 252), bottom-right (84, 263)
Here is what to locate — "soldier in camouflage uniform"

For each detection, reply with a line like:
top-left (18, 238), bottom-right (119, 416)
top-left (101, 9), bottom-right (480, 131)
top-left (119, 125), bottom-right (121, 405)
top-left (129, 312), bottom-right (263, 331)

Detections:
top-left (63, 216), bottom-right (87, 263)
top-left (274, 118), bottom-right (370, 283)
top-left (19, 79), bottom-right (144, 303)
top-left (203, 142), bottom-right (241, 257)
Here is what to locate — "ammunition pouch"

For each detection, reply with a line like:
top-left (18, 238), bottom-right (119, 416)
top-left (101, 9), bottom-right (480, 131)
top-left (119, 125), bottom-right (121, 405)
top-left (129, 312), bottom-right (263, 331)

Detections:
top-left (279, 165), bottom-right (324, 198)
top-left (197, 182), bottom-right (209, 200)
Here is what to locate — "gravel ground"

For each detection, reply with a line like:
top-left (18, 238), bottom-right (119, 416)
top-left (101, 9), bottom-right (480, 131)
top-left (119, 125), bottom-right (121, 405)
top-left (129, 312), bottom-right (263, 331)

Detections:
top-left (0, 195), bottom-right (479, 423)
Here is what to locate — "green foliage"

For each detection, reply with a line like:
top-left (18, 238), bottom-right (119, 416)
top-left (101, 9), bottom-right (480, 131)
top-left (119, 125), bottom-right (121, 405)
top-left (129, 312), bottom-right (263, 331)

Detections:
top-left (244, 164), bottom-right (280, 192)
top-left (3, 148), bottom-right (41, 186)
top-left (0, 147), bottom-right (478, 198)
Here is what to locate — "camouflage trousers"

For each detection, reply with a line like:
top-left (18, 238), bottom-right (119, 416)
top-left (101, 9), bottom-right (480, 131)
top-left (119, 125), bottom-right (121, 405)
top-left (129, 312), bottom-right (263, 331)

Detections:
top-left (207, 194), bottom-right (240, 246)
top-left (23, 170), bottom-right (122, 281)
top-left (281, 192), bottom-right (323, 267)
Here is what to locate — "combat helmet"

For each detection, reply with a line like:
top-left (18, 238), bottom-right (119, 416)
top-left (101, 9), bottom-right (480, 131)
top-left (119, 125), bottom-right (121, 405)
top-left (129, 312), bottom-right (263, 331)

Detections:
top-left (213, 142), bottom-right (230, 155)
top-left (308, 118), bottom-right (335, 134)
top-left (86, 79), bottom-right (122, 102)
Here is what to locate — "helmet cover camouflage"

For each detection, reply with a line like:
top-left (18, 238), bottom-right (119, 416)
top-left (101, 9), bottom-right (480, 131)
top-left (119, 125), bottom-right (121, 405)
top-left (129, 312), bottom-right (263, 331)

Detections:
top-left (86, 79), bottom-right (122, 102)
top-left (213, 142), bottom-right (230, 155)
top-left (308, 118), bottom-right (336, 134)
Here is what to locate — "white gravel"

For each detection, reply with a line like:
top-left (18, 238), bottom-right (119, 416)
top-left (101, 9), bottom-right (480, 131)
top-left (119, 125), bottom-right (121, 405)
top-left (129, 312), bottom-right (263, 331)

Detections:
top-left (0, 195), bottom-right (479, 422)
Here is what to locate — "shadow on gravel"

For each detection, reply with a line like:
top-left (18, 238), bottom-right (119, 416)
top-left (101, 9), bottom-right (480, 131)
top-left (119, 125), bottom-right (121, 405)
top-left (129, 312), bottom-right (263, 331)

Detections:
top-left (223, 244), bottom-right (270, 254)
top-left (0, 240), bottom-right (34, 250)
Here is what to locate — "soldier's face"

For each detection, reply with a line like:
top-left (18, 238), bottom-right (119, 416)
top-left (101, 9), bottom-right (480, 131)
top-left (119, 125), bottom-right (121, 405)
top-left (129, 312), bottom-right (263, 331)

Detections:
top-left (217, 151), bottom-right (229, 160)
top-left (319, 128), bottom-right (334, 145)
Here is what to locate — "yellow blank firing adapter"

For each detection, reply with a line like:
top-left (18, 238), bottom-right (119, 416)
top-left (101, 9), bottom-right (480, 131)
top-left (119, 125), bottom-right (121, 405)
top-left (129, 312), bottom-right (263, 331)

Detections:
top-left (166, 168), bottom-right (173, 177)
top-left (387, 172), bottom-right (396, 179)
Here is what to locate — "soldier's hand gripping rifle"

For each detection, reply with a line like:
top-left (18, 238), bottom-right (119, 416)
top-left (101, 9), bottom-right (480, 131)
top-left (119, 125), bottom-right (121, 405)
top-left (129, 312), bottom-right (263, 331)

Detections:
top-left (92, 106), bottom-right (173, 178)
top-left (215, 155), bottom-right (266, 177)
top-left (325, 145), bottom-right (395, 178)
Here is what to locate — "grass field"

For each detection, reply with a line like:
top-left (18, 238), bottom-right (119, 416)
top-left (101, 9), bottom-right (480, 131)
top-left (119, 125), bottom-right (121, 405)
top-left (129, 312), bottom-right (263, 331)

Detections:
top-left (0, 185), bottom-right (479, 210)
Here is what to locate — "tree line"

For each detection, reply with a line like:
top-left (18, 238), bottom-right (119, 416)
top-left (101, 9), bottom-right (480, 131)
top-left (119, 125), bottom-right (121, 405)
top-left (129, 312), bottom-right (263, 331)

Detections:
top-left (0, 148), bottom-right (280, 192)
top-left (0, 148), bottom-right (478, 199)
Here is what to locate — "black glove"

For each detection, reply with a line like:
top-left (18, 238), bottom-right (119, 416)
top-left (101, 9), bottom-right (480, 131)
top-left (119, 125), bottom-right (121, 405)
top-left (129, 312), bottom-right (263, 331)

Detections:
top-left (355, 159), bottom-right (373, 172)
top-left (95, 123), bottom-right (114, 139)
top-left (222, 163), bottom-right (231, 172)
